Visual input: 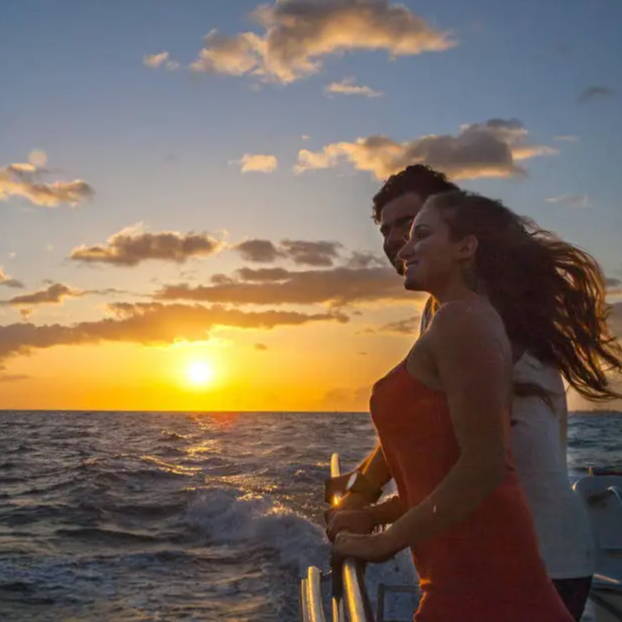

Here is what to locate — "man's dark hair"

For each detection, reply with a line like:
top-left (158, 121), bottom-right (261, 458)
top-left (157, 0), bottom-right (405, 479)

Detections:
top-left (372, 164), bottom-right (458, 223)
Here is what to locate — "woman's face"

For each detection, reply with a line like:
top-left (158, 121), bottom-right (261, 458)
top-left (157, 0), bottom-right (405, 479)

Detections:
top-left (397, 200), bottom-right (473, 294)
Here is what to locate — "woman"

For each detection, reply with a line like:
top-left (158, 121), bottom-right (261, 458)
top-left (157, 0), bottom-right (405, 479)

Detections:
top-left (331, 190), bottom-right (622, 620)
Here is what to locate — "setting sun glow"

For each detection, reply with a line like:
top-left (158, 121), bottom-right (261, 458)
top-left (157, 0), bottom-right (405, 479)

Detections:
top-left (185, 361), bottom-right (215, 387)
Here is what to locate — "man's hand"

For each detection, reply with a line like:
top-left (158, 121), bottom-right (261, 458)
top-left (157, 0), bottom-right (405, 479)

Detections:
top-left (324, 471), bottom-right (353, 503)
top-left (325, 508), bottom-right (375, 542)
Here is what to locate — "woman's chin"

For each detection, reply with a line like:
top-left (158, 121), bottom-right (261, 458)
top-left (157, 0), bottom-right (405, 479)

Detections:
top-left (403, 274), bottom-right (424, 291)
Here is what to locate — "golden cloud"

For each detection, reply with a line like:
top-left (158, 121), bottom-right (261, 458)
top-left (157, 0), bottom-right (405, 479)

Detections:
top-left (190, 0), bottom-right (455, 83)
top-left (0, 153), bottom-right (93, 207)
top-left (237, 153), bottom-right (279, 173)
top-left (295, 119), bottom-right (557, 180)
top-left (0, 302), bottom-right (348, 364)
top-left (325, 77), bottom-right (383, 98)
top-left (143, 51), bottom-right (179, 70)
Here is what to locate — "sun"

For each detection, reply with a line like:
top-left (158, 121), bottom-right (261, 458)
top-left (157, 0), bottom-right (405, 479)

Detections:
top-left (185, 360), bottom-right (215, 387)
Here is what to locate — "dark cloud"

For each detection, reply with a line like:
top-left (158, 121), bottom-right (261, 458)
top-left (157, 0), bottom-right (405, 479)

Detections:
top-left (236, 267), bottom-right (291, 281)
top-left (578, 86), bottom-right (615, 103)
top-left (189, 0), bottom-right (455, 83)
top-left (70, 226), bottom-right (223, 266)
top-left (0, 302), bottom-right (348, 364)
top-left (0, 268), bottom-right (23, 289)
top-left (234, 239), bottom-right (343, 266)
top-left (154, 266), bottom-right (416, 307)
top-left (295, 119), bottom-right (556, 180)
top-left (345, 251), bottom-right (385, 269)
top-left (211, 274), bottom-right (236, 285)
top-left (254, 343), bottom-right (268, 351)
top-left (280, 239), bottom-right (342, 266)
top-left (3, 283), bottom-right (80, 306)
top-left (234, 239), bottom-right (284, 263)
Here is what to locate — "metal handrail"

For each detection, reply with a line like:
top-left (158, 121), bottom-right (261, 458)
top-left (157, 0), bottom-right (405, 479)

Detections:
top-left (299, 452), bottom-right (375, 621)
top-left (330, 452), bottom-right (374, 622)
top-left (306, 566), bottom-right (327, 622)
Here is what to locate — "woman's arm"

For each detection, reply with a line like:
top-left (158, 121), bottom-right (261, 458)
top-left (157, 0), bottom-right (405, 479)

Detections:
top-left (334, 301), bottom-right (511, 560)
top-left (326, 495), bottom-right (405, 541)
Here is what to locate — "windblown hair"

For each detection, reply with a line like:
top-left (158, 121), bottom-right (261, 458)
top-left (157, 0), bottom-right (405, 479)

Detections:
top-left (372, 164), bottom-right (457, 223)
top-left (430, 190), bottom-right (622, 402)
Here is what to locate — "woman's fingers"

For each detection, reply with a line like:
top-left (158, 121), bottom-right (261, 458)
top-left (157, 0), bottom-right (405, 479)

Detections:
top-left (332, 531), bottom-right (396, 563)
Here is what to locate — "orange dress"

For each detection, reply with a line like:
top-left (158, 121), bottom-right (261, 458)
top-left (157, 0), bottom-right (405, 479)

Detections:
top-left (370, 360), bottom-right (573, 621)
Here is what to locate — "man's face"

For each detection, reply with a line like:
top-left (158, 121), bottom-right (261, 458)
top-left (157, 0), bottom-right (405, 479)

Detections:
top-left (379, 192), bottom-right (424, 275)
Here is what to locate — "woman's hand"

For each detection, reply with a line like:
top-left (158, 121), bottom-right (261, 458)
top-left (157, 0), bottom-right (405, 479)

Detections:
top-left (332, 531), bottom-right (399, 564)
top-left (325, 508), bottom-right (375, 542)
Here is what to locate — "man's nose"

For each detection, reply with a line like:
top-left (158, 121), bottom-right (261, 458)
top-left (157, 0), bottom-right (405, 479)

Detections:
top-left (396, 241), bottom-right (412, 261)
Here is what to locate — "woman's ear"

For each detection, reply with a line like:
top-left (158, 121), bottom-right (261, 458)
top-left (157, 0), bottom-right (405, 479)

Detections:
top-left (457, 234), bottom-right (478, 261)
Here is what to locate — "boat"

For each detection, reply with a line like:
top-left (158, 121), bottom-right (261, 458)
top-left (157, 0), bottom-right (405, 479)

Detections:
top-left (300, 457), bottom-right (622, 621)
top-left (574, 469), bottom-right (622, 621)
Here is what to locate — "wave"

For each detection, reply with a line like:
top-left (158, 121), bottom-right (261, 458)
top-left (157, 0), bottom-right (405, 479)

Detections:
top-left (184, 487), bottom-right (328, 574)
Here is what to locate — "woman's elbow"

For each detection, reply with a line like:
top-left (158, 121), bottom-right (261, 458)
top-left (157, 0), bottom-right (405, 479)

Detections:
top-left (462, 452), bottom-right (506, 491)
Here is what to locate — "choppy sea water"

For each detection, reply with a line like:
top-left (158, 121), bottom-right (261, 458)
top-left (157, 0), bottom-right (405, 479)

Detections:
top-left (0, 410), bottom-right (621, 622)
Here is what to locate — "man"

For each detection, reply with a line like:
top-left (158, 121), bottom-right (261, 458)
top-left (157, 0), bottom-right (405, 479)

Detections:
top-left (325, 165), bottom-right (457, 510)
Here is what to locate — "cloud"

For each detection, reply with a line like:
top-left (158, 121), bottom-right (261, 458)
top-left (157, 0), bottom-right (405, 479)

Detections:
top-left (254, 343), bottom-right (268, 351)
top-left (578, 86), bottom-right (615, 103)
top-left (70, 224), bottom-right (224, 266)
top-left (3, 283), bottom-right (81, 307)
top-left (236, 267), bottom-right (291, 281)
top-left (294, 118), bottom-right (556, 180)
top-left (0, 302), bottom-right (348, 364)
top-left (236, 153), bottom-right (278, 173)
top-left (233, 238), bottom-right (343, 266)
top-left (318, 385), bottom-right (371, 411)
top-left (143, 51), bottom-right (179, 70)
top-left (344, 251), bottom-right (385, 269)
top-left (545, 194), bottom-right (590, 209)
top-left (280, 240), bottom-right (342, 266)
top-left (189, 0), bottom-right (455, 83)
top-left (234, 239), bottom-right (284, 263)
top-left (325, 77), bottom-right (383, 98)
top-left (0, 152), bottom-right (93, 207)
top-left (0, 373), bottom-right (29, 382)
top-left (378, 314), bottom-right (420, 334)
top-left (154, 265), bottom-right (415, 307)
top-left (0, 268), bottom-right (23, 289)
top-left (554, 135), bottom-right (579, 143)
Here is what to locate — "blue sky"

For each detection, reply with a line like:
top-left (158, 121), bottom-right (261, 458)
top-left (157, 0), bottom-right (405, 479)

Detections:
top-left (1, 0), bottom-right (620, 410)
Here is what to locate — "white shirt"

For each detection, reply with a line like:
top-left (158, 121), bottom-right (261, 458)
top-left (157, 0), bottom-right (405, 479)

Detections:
top-left (510, 352), bottom-right (594, 578)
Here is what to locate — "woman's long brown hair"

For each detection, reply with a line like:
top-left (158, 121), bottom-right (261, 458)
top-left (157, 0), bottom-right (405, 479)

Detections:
top-left (430, 190), bottom-right (622, 402)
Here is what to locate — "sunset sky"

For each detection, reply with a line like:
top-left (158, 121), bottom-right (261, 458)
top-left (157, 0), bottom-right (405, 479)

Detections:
top-left (1, 0), bottom-right (621, 411)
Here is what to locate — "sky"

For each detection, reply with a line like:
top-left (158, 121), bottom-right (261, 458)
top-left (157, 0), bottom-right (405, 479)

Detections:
top-left (1, 0), bottom-right (621, 412)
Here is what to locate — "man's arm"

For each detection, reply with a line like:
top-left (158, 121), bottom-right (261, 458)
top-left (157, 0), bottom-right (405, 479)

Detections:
top-left (325, 444), bottom-right (392, 509)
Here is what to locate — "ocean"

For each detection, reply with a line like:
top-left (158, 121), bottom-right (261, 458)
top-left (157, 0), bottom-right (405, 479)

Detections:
top-left (1, 410), bottom-right (621, 621)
